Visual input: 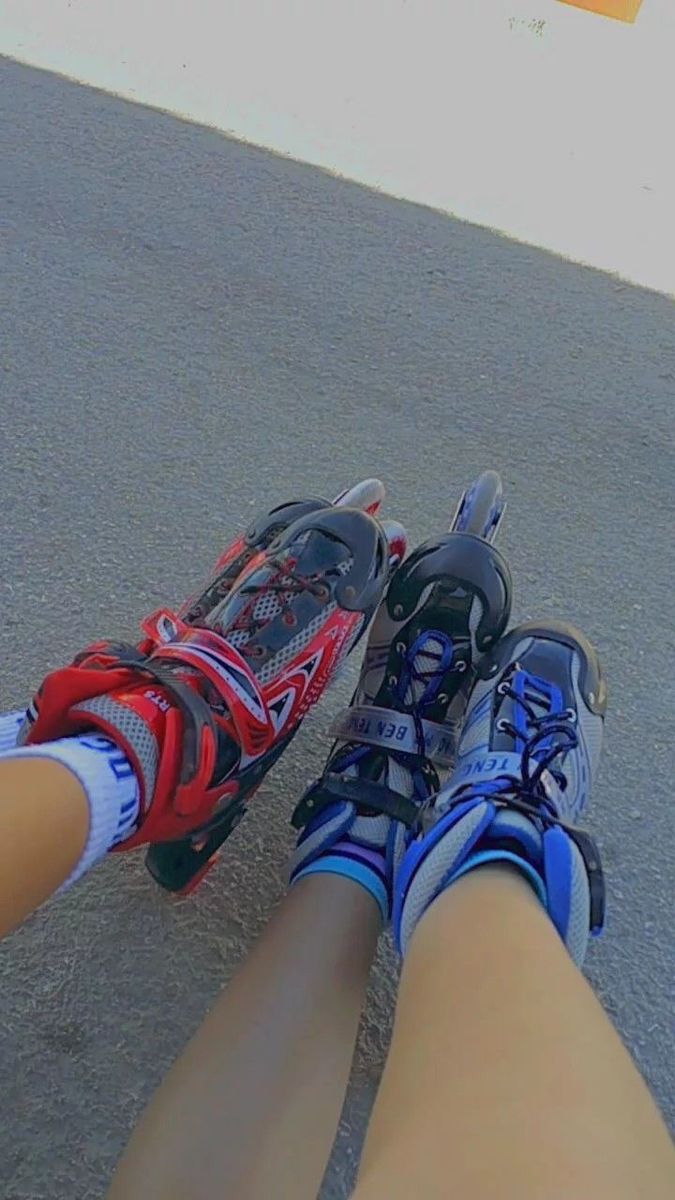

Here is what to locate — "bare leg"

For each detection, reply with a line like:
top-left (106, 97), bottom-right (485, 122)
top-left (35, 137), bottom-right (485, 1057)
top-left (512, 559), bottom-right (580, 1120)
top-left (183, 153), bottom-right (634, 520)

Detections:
top-left (354, 866), bottom-right (674, 1200)
top-left (0, 756), bottom-right (89, 935)
top-left (109, 875), bottom-right (380, 1200)
top-left (0, 748), bottom-right (379, 1196)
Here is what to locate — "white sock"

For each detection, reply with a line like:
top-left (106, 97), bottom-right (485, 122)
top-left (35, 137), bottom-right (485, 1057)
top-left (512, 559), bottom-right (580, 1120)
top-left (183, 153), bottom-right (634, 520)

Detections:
top-left (0, 709), bottom-right (25, 753)
top-left (1, 731), bottom-right (140, 891)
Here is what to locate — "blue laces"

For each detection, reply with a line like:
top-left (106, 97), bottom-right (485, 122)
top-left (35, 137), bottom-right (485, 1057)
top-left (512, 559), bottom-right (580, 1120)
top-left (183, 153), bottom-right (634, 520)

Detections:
top-left (332, 631), bottom-right (455, 803)
top-left (451, 668), bottom-right (579, 821)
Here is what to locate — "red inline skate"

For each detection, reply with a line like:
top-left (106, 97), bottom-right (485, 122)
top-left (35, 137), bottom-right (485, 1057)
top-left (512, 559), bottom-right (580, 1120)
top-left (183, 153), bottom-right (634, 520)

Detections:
top-left (20, 481), bottom-right (406, 893)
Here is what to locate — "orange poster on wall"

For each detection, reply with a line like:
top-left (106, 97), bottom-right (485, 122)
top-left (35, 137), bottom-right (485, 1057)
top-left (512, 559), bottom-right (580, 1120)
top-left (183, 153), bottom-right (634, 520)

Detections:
top-left (558, 0), bottom-right (643, 20)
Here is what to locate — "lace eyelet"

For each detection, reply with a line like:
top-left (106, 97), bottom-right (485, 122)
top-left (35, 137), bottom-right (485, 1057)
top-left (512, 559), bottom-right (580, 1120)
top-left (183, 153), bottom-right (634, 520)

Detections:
top-left (437, 693), bottom-right (449, 704)
top-left (455, 661), bottom-right (468, 674)
top-left (283, 612), bottom-right (297, 627)
top-left (388, 674), bottom-right (399, 687)
top-left (563, 708), bottom-right (578, 724)
top-left (497, 681), bottom-right (510, 695)
top-left (496, 718), bottom-right (509, 732)
top-left (396, 641), bottom-right (407, 654)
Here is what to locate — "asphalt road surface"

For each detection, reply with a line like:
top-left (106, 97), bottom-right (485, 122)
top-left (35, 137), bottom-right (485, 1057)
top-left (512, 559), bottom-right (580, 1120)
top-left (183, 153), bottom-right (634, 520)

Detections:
top-left (1, 56), bottom-right (673, 1200)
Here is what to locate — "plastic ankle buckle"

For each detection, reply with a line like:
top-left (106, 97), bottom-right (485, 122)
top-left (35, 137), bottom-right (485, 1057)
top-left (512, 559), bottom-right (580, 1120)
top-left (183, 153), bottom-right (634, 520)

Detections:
top-left (568, 827), bottom-right (605, 935)
top-left (291, 774), bottom-right (419, 830)
top-left (104, 657), bottom-right (219, 811)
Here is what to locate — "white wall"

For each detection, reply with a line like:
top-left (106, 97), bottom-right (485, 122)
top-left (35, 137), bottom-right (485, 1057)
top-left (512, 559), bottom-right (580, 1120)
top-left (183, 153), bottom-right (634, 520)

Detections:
top-left (1, 0), bottom-right (673, 294)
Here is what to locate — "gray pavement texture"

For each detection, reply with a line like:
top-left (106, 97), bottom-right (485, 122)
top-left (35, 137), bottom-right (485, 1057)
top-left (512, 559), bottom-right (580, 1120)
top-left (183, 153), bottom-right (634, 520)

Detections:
top-left (0, 54), bottom-right (674, 1200)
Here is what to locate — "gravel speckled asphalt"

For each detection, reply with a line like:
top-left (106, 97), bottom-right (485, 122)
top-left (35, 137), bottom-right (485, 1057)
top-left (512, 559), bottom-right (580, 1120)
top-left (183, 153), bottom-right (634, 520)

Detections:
top-left (1, 57), bottom-right (673, 1199)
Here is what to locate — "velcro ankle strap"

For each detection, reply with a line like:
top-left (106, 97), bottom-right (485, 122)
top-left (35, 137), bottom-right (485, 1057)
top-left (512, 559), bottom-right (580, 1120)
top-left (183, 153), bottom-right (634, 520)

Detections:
top-left (330, 706), bottom-right (458, 767)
